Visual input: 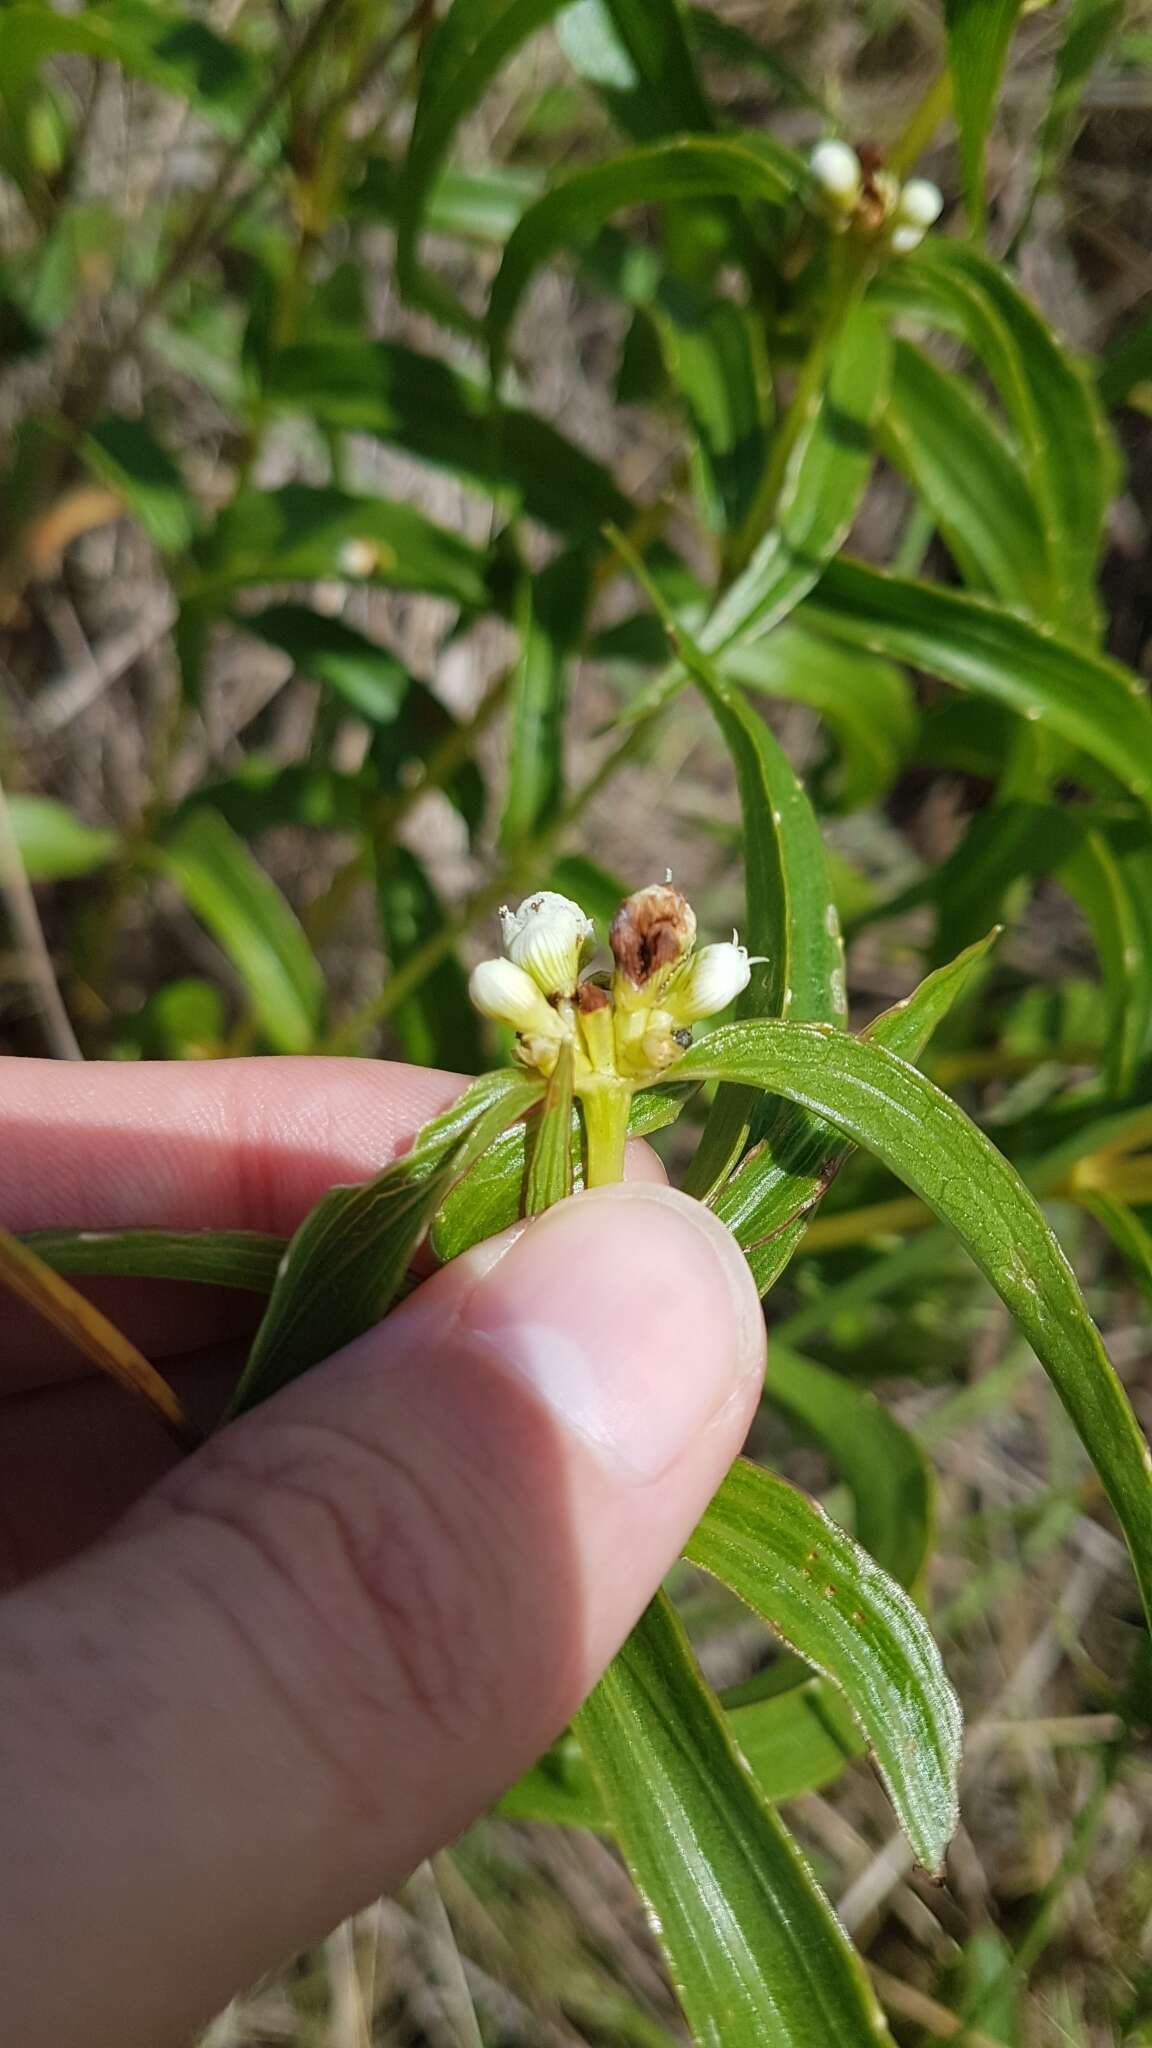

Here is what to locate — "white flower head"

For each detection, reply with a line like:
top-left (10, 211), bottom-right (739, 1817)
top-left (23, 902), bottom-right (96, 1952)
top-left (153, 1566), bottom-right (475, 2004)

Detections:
top-left (468, 957), bottom-right (559, 1035)
top-left (675, 940), bottom-right (757, 1021)
top-left (896, 178), bottom-right (943, 229)
top-left (810, 138), bottom-right (861, 209)
top-left (499, 890), bottom-right (594, 997)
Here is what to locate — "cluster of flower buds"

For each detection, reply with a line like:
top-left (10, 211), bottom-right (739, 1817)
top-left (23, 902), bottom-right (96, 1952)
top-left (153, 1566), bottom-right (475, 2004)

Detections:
top-left (809, 138), bottom-right (943, 254)
top-left (468, 883), bottom-right (757, 1086)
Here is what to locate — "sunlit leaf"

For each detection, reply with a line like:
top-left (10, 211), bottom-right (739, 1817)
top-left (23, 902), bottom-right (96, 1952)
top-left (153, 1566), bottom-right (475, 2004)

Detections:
top-left (686, 1458), bottom-right (961, 1872)
top-left (229, 1073), bottom-right (542, 1416)
top-left (575, 1591), bottom-right (895, 2046)
top-left (678, 1018), bottom-right (1152, 1632)
top-left (161, 808), bottom-right (325, 1054)
top-left (24, 1227), bottom-right (285, 1292)
top-left (501, 549), bottom-right (592, 850)
top-left (7, 794), bottom-right (120, 879)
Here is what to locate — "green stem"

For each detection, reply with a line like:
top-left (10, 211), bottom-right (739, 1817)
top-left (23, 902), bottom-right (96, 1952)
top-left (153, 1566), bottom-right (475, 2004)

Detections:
top-left (887, 68), bottom-right (953, 180)
top-left (579, 1083), bottom-right (634, 1188)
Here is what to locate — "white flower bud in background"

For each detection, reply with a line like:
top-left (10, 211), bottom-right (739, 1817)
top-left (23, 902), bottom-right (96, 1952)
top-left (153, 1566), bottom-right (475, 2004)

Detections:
top-left (889, 223), bottom-right (926, 255)
top-left (895, 178), bottom-right (943, 229)
top-left (674, 941), bottom-right (755, 1021)
top-left (468, 957), bottom-right (559, 1036)
top-left (337, 537), bottom-right (380, 578)
top-left (810, 138), bottom-right (861, 210)
top-left (499, 890), bottom-right (593, 997)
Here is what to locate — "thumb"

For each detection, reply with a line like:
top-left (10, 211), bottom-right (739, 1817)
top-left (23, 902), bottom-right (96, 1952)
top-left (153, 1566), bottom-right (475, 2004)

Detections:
top-left (0, 1182), bottom-right (765, 2048)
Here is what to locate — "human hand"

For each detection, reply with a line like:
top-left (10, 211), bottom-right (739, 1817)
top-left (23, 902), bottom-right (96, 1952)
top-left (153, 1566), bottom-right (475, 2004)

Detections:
top-left (0, 1056), bottom-right (765, 2048)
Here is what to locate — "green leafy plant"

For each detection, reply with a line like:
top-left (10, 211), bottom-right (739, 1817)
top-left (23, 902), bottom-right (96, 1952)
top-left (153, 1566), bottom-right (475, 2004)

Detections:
top-left (3, 0), bottom-right (1151, 2037)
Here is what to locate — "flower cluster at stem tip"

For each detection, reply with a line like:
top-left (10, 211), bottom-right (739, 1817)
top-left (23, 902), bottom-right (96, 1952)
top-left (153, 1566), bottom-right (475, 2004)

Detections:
top-left (809, 138), bottom-right (943, 254)
top-left (468, 884), bottom-right (757, 1090)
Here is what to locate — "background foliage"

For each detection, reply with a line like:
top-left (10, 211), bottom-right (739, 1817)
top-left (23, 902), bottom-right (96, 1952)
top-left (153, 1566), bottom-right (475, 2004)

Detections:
top-left (3, 0), bottom-right (1152, 2039)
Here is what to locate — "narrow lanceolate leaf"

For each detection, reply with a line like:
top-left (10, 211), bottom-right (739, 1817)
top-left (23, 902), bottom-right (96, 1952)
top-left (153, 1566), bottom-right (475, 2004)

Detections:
top-left (678, 1019), bottom-right (1152, 1633)
top-left (721, 625), bottom-right (916, 813)
top-left (23, 1228), bottom-right (285, 1293)
top-left (265, 341), bottom-right (628, 537)
top-left (575, 1592), bottom-right (895, 2047)
top-left (430, 1083), bottom-right (693, 1261)
top-left (803, 559), bottom-right (1152, 810)
top-left (83, 414), bottom-right (195, 554)
top-left (714, 930), bottom-right (1001, 1292)
top-left (186, 486), bottom-right (489, 611)
top-left (0, 1227), bottom-right (197, 1448)
top-left (0, 2), bottom-right (261, 141)
top-left (397, 0), bottom-right (569, 325)
top-left (686, 1459), bottom-right (960, 1871)
top-left (161, 809), bottom-right (324, 1055)
top-left (878, 340), bottom-right (1049, 609)
top-left (525, 1043), bottom-right (576, 1214)
top-left (620, 302), bottom-right (890, 731)
top-left (601, 0), bottom-right (716, 132)
top-left (7, 794), bottom-right (119, 879)
top-left (944, 0), bottom-right (1024, 228)
top-left (765, 1348), bottom-right (934, 1593)
top-left (500, 551), bottom-right (591, 850)
top-left (1060, 827), bottom-right (1152, 1096)
top-left (1079, 1193), bottom-right (1152, 1305)
top-left (487, 134), bottom-right (806, 378)
top-left (890, 242), bottom-right (1117, 617)
top-left (650, 286), bottom-right (772, 536)
top-left (229, 1073), bottom-right (543, 1417)
top-left (376, 847), bottom-right (482, 1074)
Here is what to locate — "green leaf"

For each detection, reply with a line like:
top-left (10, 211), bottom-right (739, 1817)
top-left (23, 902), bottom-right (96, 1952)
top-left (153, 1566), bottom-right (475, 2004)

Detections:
top-left (525, 1041), bottom-right (576, 1214)
top-left (430, 1082), bottom-right (693, 1261)
top-left (648, 283), bottom-right (772, 535)
top-left (686, 1457), bottom-right (960, 1871)
top-left (721, 625), bottom-right (916, 812)
top-left (713, 932), bottom-right (1003, 1293)
top-left (351, 157), bottom-right (543, 244)
top-left (187, 486), bottom-right (489, 610)
top-left (265, 341), bottom-right (629, 537)
top-left (596, 0), bottom-right (715, 132)
top-left (235, 603), bottom-right (409, 722)
top-left (619, 301), bottom-right (890, 731)
top-left (487, 134), bottom-right (806, 378)
top-left (888, 242), bottom-right (1117, 616)
top-left (677, 1018), bottom-right (1152, 1633)
top-left (574, 1592), bottom-right (895, 2047)
top-left (944, 0), bottom-right (1024, 227)
top-left (397, 0), bottom-right (569, 326)
top-left (0, 1), bottom-right (262, 142)
top-left (1079, 1192), bottom-right (1152, 1304)
top-left (6, 794), bottom-right (119, 879)
top-left (1036, 0), bottom-right (1124, 190)
top-left (24, 1227), bottom-right (284, 1292)
top-left (1099, 308), bottom-right (1152, 412)
top-left (685, 6), bottom-right (822, 109)
top-left (803, 558), bottom-right (1152, 809)
top-left (878, 340), bottom-right (1049, 608)
top-left (1060, 826), bottom-right (1152, 1095)
top-left (500, 550), bottom-right (592, 850)
top-left (376, 847), bottom-right (482, 1073)
top-left (765, 1348), bottom-right (934, 1593)
top-left (161, 808), bottom-right (325, 1054)
top-left (82, 415), bottom-right (195, 553)
top-left (229, 1072), bottom-right (542, 1417)
top-left (547, 852), bottom-right (632, 928)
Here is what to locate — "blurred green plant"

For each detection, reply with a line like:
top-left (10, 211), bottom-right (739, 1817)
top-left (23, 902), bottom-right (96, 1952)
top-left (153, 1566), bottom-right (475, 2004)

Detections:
top-left (2, 0), bottom-right (1151, 2038)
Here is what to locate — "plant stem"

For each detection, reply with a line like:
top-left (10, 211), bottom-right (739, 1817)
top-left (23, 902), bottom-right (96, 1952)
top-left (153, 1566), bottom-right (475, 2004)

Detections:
top-left (580, 1082), bottom-right (633, 1188)
top-left (887, 68), bottom-right (953, 179)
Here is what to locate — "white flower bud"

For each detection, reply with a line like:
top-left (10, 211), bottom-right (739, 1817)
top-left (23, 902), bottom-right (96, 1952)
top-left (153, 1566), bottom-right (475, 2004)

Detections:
top-left (896, 178), bottom-right (943, 229)
top-left (810, 138), bottom-right (861, 208)
top-left (499, 890), bottom-right (593, 996)
top-left (468, 957), bottom-right (558, 1034)
top-left (337, 537), bottom-right (380, 578)
top-left (889, 223), bottom-right (926, 256)
top-left (675, 941), bottom-right (754, 1021)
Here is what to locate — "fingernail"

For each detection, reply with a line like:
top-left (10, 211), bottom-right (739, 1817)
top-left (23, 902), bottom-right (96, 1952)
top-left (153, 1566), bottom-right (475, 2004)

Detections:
top-left (456, 1184), bottom-right (765, 1480)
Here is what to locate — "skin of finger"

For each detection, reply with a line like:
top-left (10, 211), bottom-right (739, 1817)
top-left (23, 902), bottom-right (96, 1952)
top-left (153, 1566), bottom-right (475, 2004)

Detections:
top-left (0, 1056), bottom-right (663, 1386)
top-left (0, 1189), bottom-right (761, 2048)
top-left (0, 1147), bottom-right (663, 1573)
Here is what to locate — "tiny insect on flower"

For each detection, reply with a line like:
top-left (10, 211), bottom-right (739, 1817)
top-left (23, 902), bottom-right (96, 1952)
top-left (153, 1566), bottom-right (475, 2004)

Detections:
top-left (499, 890), bottom-right (594, 998)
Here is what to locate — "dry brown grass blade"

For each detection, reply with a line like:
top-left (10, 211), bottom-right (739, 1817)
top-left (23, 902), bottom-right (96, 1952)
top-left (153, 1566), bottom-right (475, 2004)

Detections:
top-left (0, 1227), bottom-right (201, 1450)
